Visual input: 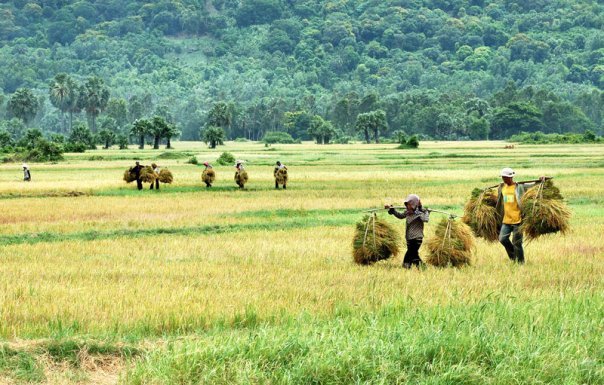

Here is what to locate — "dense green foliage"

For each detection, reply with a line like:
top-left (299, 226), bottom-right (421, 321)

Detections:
top-left (0, 0), bottom-right (603, 145)
top-left (509, 130), bottom-right (602, 144)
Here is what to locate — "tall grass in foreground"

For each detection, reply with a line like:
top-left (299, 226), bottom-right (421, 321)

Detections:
top-left (124, 295), bottom-right (603, 385)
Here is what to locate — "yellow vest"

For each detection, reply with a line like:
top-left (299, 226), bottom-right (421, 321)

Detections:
top-left (502, 183), bottom-right (522, 224)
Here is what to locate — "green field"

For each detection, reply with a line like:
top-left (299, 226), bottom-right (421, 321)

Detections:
top-left (1, 141), bottom-right (603, 384)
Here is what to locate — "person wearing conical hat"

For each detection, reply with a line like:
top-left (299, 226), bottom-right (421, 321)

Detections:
top-left (274, 160), bottom-right (287, 190)
top-left (22, 164), bottom-right (31, 182)
top-left (150, 163), bottom-right (160, 190)
top-left (235, 160), bottom-right (245, 189)
top-left (385, 194), bottom-right (430, 269)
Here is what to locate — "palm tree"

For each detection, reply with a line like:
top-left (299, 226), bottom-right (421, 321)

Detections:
top-left (49, 73), bottom-right (76, 132)
top-left (162, 122), bottom-right (180, 149)
top-left (130, 119), bottom-right (151, 149)
top-left (8, 88), bottom-right (38, 125)
top-left (83, 76), bottom-right (110, 133)
top-left (150, 116), bottom-right (167, 149)
top-left (98, 129), bottom-right (116, 149)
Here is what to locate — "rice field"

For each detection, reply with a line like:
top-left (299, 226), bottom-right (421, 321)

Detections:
top-left (0, 141), bottom-right (603, 384)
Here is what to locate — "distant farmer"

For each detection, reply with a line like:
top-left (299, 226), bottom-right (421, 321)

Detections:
top-left (202, 161), bottom-right (215, 188)
top-left (274, 160), bottom-right (287, 189)
top-left (385, 194), bottom-right (430, 269)
top-left (496, 167), bottom-right (545, 264)
top-left (150, 163), bottom-right (160, 190)
top-left (132, 161), bottom-right (144, 190)
top-left (22, 164), bottom-right (31, 182)
top-left (234, 160), bottom-right (247, 189)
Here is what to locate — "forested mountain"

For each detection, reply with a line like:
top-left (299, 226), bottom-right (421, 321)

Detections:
top-left (0, 0), bottom-right (603, 145)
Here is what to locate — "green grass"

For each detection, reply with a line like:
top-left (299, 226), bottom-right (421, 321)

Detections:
top-left (124, 295), bottom-right (604, 385)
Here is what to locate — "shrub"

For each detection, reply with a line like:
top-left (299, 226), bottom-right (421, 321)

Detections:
top-left (398, 135), bottom-right (420, 148)
top-left (187, 156), bottom-right (198, 165)
top-left (216, 151), bottom-right (236, 165)
top-left (262, 131), bottom-right (297, 144)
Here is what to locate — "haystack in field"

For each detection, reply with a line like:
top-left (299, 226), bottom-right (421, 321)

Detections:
top-left (352, 214), bottom-right (401, 265)
top-left (158, 169), bottom-right (173, 184)
top-left (139, 166), bottom-right (157, 183)
top-left (521, 180), bottom-right (570, 240)
top-left (123, 168), bottom-right (136, 183)
top-left (275, 168), bottom-right (288, 185)
top-left (202, 168), bottom-right (216, 185)
top-left (462, 188), bottom-right (500, 242)
top-left (234, 170), bottom-right (248, 187)
top-left (425, 218), bottom-right (475, 267)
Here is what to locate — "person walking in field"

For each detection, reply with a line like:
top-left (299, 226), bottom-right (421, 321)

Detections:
top-left (132, 161), bottom-right (144, 190)
top-left (234, 160), bottom-right (248, 189)
top-left (22, 164), bottom-right (31, 181)
top-left (496, 167), bottom-right (545, 264)
top-left (274, 160), bottom-right (287, 189)
top-left (385, 194), bottom-right (430, 269)
top-left (150, 163), bottom-right (160, 190)
top-left (202, 161), bottom-right (215, 188)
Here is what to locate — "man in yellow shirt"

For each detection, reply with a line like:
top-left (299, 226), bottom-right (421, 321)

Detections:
top-left (496, 167), bottom-right (544, 264)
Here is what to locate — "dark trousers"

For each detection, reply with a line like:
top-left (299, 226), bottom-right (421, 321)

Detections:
top-left (499, 223), bottom-right (524, 263)
top-left (136, 179), bottom-right (143, 190)
top-left (403, 239), bottom-right (423, 268)
top-left (150, 179), bottom-right (159, 190)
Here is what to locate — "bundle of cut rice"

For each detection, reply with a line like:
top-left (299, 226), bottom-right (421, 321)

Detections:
top-left (462, 188), bottom-right (501, 242)
top-left (521, 180), bottom-right (570, 240)
top-left (123, 168), bottom-right (136, 183)
top-left (158, 169), bottom-right (173, 184)
top-left (352, 214), bottom-right (401, 265)
top-left (275, 168), bottom-right (288, 185)
top-left (139, 166), bottom-right (157, 183)
top-left (235, 170), bottom-right (248, 187)
top-left (425, 218), bottom-right (475, 267)
top-left (202, 169), bottom-right (216, 185)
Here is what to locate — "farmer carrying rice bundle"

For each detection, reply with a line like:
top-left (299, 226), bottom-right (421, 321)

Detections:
top-left (385, 194), bottom-right (430, 269)
top-left (496, 167), bottom-right (547, 264)
top-left (150, 163), bottom-right (160, 190)
top-left (132, 161), bottom-right (144, 190)
top-left (274, 161), bottom-right (288, 189)
top-left (202, 162), bottom-right (216, 188)
top-left (234, 160), bottom-right (248, 189)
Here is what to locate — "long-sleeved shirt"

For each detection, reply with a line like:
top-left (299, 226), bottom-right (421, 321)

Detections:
top-left (388, 207), bottom-right (430, 241)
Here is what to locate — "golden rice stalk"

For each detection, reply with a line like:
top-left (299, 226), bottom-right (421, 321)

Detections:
top-left (462, 188), bottom-right (500, 242)
top-left (425, 218), bottom-right (475, 268)
top-left (139, 166), bottom-right (157, 183)
top-left (234, 170), bottom-right (248, 186)
top-left (275, 168), bottom-right (288, 185)
top-left (202, 169), bottom-right (216, 184)
top-left (158, 169), bottom-right (173, 184)
top-left (352, 214), bottom-right (401, 265)
top-left (123, 168), bottom-right (136, 183)
top-left (521, 181), bottom-right (571, 240)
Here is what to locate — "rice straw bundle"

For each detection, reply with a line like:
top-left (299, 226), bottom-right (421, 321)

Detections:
top-left (352, 214), bottom-right (401, 265)
top-left (425, 218), bottom-right (475, 267)
top-left (462, 188), bottom-right (501, 242)
top-left (202, 169), bottom-right (216, 185)
top-left (123, 168), bottom-right (136, 183)
top-left (521, 180), bottom-right (570, 240)
top-left (158, 169), bottom-right (173, 184)
top-left (275, 168), bottom-right (288, 185)
top-left (234, 170), bottom-right (248, 187)
top-left (139, 166), bottom-right (157, 183)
